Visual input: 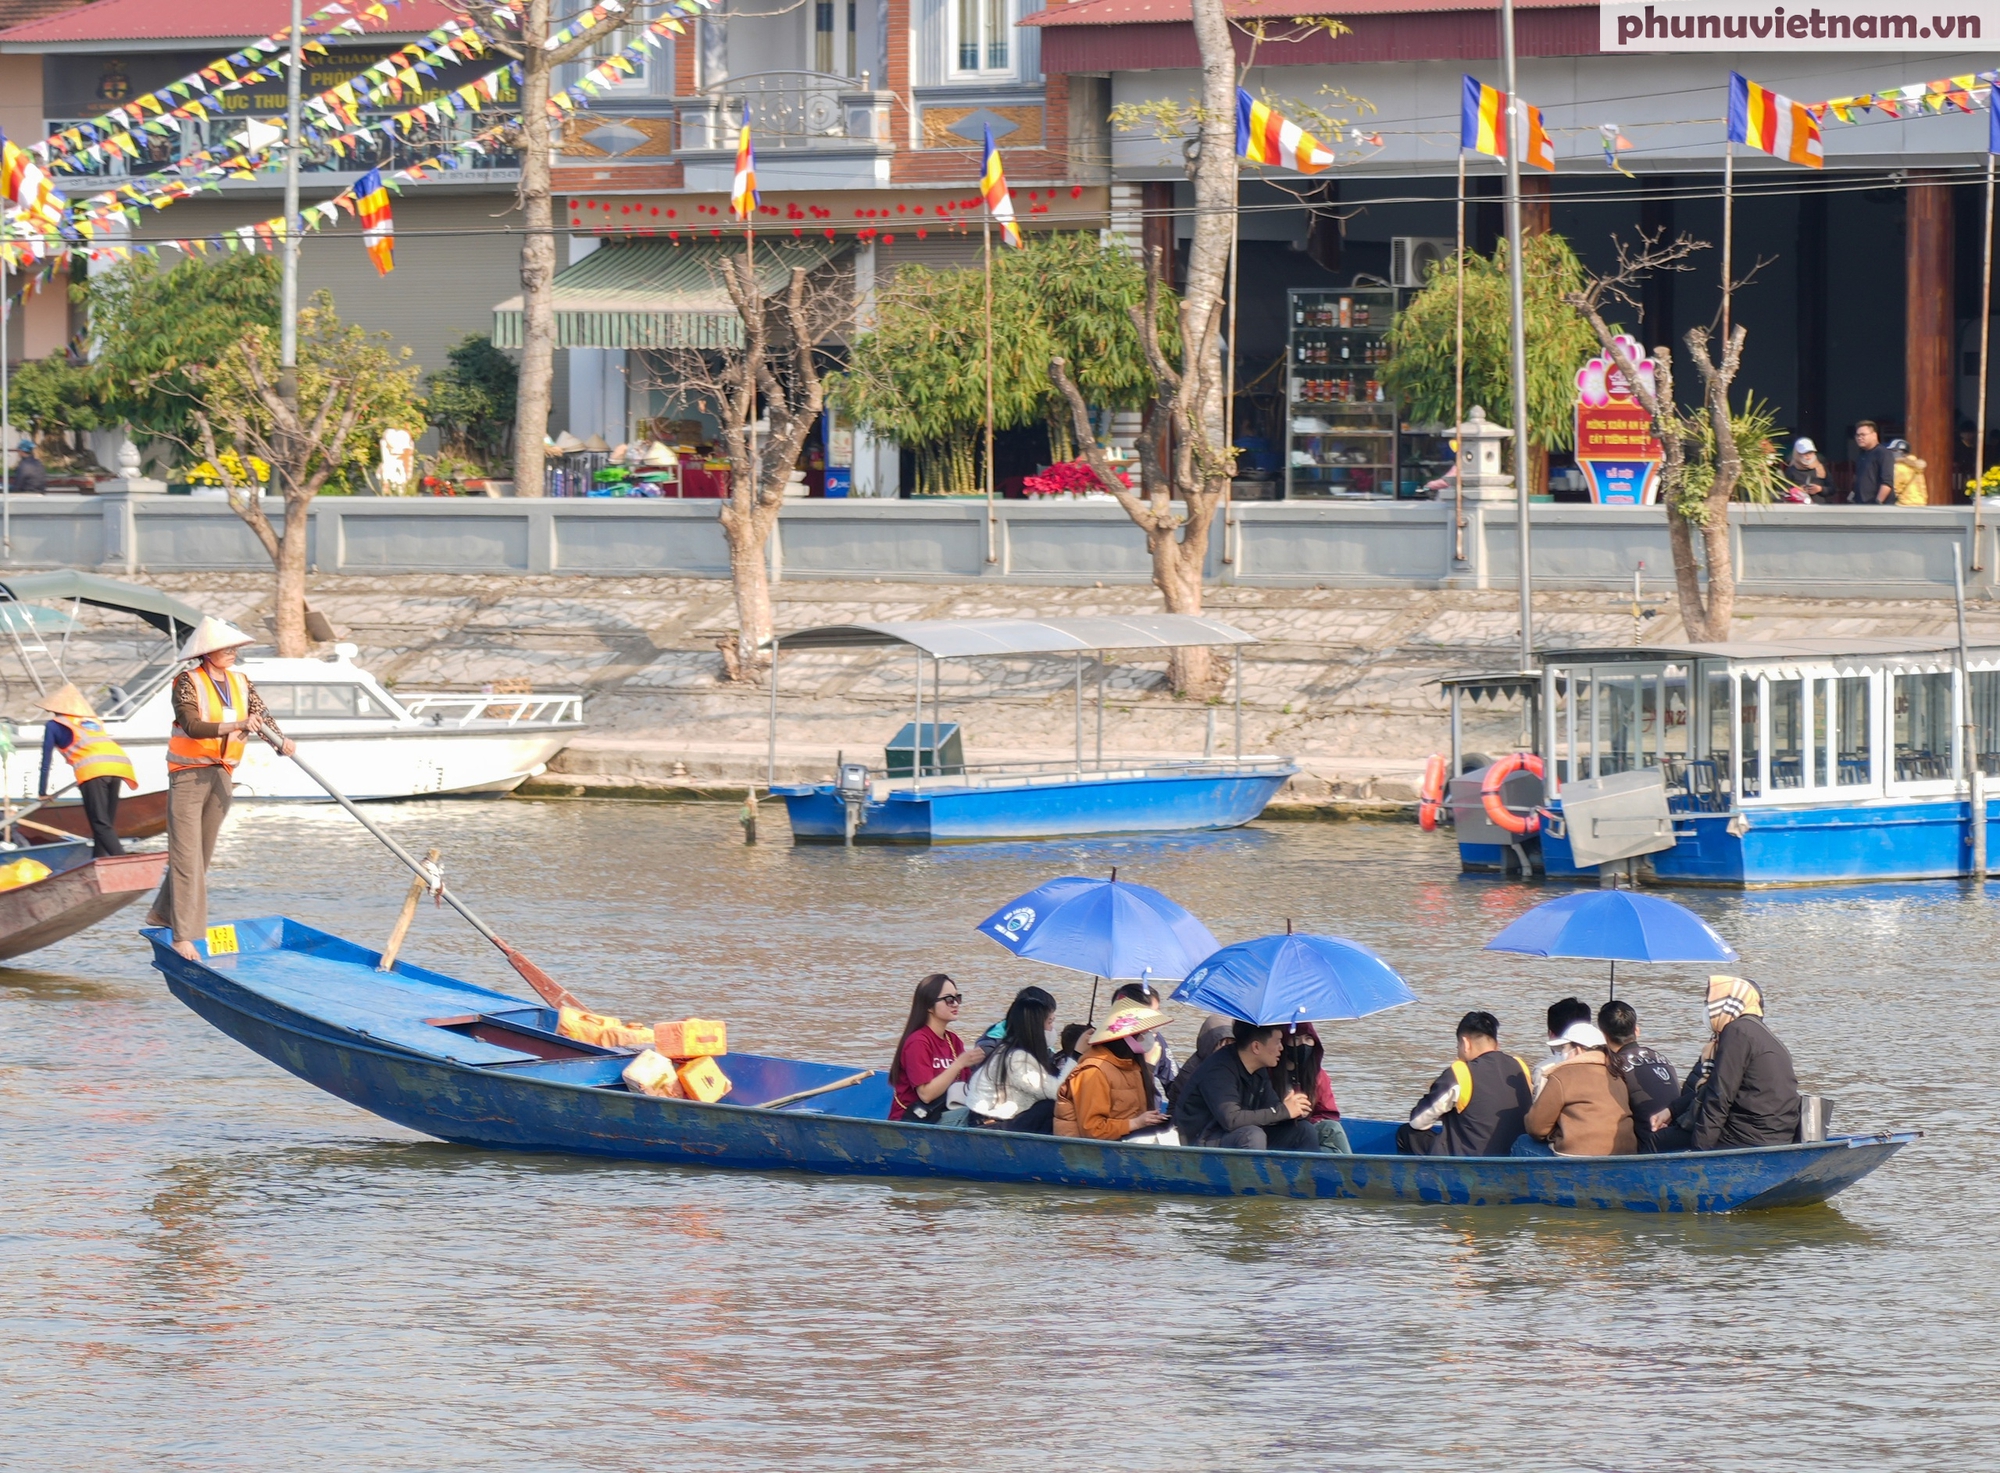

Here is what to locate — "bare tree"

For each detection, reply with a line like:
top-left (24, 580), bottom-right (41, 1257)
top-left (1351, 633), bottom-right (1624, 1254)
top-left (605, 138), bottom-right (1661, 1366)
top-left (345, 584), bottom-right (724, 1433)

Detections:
top-left (452, 0), bottom-right (660, 500)
top-left (1566, 231), bottom-right (1762, 642)
top-left (656, 245), bottom-right (846, 679)
top-left (1047, 0), bottom-right (1239, 695)
top-left (187, 299), bottom-right (424, 656)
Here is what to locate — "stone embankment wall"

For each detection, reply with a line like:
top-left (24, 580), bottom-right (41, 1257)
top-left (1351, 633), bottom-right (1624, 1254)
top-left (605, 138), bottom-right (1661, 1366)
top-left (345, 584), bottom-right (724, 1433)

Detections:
top-left (28, 571), bottom-right (1993, 816)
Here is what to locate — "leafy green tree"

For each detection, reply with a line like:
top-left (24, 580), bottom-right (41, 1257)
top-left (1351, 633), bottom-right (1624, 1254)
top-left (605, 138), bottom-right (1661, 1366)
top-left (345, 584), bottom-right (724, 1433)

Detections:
top-left (7, 355), bottom-right (102, 461)
top-left (830, 233), bottom-right (1171, 494)
top-left (190, 293), bottom-right (424, 655)
top-left (1380, 233), bottom-right (1602, 491)
top-left (85, 253), bottom-right (282, 455)
top-left (423, 334), bottom-right (518, 466)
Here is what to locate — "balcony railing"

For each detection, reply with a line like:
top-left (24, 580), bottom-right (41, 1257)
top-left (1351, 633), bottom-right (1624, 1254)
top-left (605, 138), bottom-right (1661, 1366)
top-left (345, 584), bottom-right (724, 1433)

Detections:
top-left (41, 111), bottom-right (521, 182)
top-left (679, 73), bottom-right (892, 151)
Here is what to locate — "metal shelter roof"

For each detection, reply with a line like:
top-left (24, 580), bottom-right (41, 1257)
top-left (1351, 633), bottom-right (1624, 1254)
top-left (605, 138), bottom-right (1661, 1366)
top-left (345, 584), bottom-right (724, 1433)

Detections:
top-left (0, 571), bottom-right (204, 638)
top-left (1537, 638), bottom-right (1997, 664)
top-left (491, 237), bottom-right (847, 351)
top-left (772, 615), bottom-right (1259, 658)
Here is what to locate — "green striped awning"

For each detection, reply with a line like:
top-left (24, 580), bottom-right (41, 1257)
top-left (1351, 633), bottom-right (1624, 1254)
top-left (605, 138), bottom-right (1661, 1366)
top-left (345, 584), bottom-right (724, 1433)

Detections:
top-left (491, 237), bottom-right (847, 351)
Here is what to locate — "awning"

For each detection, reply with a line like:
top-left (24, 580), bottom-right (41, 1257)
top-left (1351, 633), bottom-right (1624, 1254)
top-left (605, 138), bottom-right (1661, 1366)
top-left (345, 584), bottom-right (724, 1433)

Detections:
top-left (491, 237), bottom-right (847, 351)
top-left (0, 570), bottom-right (205, 639)
top-left (772, 615), bottom-right (1258, 659)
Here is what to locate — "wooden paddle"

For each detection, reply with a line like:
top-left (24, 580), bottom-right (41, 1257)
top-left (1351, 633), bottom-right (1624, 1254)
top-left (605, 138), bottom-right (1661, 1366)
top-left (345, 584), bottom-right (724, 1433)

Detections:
top-left (253, 727), bottom-right (584, 1010)
top-left (758, 1070), bottom-right (876, 1111)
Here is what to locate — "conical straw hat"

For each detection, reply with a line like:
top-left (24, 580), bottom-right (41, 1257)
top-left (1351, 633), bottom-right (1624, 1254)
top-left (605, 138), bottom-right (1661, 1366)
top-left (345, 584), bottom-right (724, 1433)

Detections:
top-left (35, 682), bottom-right (97, 720)
top-left (178, 616), bottom-right (256, 661)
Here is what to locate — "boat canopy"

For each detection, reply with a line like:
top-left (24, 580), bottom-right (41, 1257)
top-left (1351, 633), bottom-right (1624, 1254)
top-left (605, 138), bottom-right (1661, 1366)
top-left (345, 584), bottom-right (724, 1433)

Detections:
top-left (0, 571), bottom-right (204, 640)
top-left (1538, 638), bottom-right (2000, 665)
top-left (771, 615), bottom-right (1258, 659)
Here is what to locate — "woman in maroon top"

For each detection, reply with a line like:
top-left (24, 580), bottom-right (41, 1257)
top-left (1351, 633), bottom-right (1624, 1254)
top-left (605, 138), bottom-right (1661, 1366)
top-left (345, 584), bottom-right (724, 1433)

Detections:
top-left (888, 973), bottom-right (986, 1122)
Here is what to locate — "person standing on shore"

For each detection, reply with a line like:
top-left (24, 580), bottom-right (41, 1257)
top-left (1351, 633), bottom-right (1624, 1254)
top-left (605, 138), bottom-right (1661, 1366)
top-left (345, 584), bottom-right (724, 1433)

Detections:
top-left (35, 683), bottom-right (136, 857)
top-left (145, 618), bottom-right (293, 960)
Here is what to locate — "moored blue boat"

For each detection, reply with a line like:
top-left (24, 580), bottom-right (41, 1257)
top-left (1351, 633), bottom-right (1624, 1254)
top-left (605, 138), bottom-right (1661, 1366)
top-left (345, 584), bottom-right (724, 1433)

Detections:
top-left (148, 916), bottom-right (1917, 1212)
top-left (1444, 638), bottom-right (2000, 886)
top-left (764, 616), bottom-right (1297, 843)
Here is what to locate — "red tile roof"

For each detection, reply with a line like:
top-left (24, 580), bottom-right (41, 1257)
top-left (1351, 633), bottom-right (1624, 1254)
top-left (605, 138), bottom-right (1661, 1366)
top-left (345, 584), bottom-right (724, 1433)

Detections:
top-left (0, 0), bottom-right (461, 44)
top-left (1023, 0), bottom-right (1579, 25)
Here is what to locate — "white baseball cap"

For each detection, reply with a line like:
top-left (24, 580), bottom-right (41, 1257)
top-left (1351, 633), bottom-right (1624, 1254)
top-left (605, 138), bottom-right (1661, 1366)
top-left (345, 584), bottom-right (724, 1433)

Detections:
top-left (1792, 437), bottom-right (1816, 455)
top-left (1553, 1021), bottom-right (1607, 1049)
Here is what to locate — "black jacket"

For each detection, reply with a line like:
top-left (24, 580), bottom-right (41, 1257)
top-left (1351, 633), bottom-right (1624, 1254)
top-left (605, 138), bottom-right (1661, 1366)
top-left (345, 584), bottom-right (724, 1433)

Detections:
top-left (1852, 444), bottom-right (1896, 504)
top-left (1405, 1050), bottom-right (1533, 1157)
top-left (1610, 1042), bottom-right (1681, 1149)
top-left (1173, 1045), bottom-right (1289, 1143)
top-left (12, 454), bottom-right (47, 495)
top-left (1688, 1016), bottom-right (1801, 1150)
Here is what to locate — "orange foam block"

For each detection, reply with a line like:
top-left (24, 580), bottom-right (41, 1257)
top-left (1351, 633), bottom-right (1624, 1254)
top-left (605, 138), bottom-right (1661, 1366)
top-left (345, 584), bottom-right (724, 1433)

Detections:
top-left (653, 1017), bottom-right (727, 1058)
top-left (558, 1006), bottom-right (655, 1050)
top-left (676, 1054), bottom-right (732, 1103)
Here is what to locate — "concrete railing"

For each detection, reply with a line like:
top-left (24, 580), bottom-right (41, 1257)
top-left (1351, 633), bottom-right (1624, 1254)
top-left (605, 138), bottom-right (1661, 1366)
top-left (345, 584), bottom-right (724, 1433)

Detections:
top-left (7, 492), bottom-right (1997, 598)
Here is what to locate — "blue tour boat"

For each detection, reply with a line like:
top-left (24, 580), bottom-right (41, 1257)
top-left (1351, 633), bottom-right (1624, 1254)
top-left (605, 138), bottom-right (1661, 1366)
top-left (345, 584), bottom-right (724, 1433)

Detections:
top-left (1443, 639), bottom-right (2000, 887)
top-left (147, 916), bottom-right (1916, 1212)
top-left (762, 616), bottom-right (1296, 843)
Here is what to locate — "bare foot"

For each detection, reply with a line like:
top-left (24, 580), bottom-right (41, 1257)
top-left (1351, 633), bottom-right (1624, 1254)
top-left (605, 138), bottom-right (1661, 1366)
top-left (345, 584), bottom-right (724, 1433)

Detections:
top-left (172, 939), bottom-right (199, 961)
top-left (143, 912), bottom-right (167, 929)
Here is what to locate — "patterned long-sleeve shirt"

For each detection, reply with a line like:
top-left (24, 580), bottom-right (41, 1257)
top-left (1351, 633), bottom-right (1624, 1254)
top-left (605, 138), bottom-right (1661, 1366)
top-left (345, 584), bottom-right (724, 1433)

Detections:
top-left (171, 669), bottom-right (285, 742)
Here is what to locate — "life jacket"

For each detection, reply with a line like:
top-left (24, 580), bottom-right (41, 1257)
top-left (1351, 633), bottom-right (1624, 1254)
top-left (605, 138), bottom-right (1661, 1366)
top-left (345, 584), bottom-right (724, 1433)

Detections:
top-left (58, 717), bottom-right (137, 789)
top-left (166, 666), bottom-right (250, 773)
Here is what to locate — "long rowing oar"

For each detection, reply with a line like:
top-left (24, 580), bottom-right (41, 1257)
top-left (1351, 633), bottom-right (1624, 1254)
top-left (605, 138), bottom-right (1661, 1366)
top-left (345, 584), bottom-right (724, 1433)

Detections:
top-left (758, 1070), bottom-right (876, 1111)
top-left (253, 726), bottom-right (583, 1010)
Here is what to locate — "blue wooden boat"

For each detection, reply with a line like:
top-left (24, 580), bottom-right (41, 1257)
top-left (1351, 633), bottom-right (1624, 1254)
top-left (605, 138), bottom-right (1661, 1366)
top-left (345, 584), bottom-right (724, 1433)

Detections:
top-left (147, 916), bottom-right (1917, 1212)
top-left (1443, 639), bottom-right (2000, 886)
top-left (762, 617), bottom-right (1298, 843)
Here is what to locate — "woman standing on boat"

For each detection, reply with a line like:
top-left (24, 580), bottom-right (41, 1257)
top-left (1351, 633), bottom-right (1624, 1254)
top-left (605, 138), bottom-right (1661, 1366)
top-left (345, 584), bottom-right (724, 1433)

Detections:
top-left (888, 974), bottom-right (986, 1122)
top-left (145, 618), bottom-right (293, 961)
top-left (34, 683), bottom-right (136, 857)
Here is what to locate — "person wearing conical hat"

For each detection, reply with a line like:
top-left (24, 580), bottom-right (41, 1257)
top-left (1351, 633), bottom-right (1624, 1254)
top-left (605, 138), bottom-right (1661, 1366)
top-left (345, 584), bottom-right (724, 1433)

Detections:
top-left (35, 682), bottom-right (137, 858)
top-left (143, 618), bottom-right (293, 960)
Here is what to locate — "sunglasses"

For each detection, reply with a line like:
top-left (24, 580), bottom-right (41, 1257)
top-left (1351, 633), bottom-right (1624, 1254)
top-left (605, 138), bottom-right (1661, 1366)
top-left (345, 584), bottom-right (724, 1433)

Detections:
top-left (938, 993), bottom-right (963, 1005)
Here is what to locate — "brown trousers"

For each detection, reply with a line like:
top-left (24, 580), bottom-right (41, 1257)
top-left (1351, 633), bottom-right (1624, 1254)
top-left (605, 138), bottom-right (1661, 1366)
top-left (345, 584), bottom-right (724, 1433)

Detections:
top-left (150, 765), bottom-right (233, 942)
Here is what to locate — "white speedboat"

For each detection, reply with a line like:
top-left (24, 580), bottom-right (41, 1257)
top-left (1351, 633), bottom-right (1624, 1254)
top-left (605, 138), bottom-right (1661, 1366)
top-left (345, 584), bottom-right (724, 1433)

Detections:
top-left (0, 572), bottom-right (584, 834)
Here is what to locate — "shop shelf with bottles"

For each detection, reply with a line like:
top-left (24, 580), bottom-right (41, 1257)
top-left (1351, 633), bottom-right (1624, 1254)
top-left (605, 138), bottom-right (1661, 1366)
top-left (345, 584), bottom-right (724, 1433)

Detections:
top-left (1286, 287), bottom-right (1398, 500)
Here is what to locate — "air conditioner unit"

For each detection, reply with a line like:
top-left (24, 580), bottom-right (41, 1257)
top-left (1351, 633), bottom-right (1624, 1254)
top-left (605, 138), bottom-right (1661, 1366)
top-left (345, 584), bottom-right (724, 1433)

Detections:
top-left (1390, 236), bottom-right (1455, 289)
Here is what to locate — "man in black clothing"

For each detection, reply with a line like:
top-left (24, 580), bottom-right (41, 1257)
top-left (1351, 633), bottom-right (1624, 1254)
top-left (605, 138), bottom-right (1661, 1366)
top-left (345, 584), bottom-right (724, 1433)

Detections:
top-left (1686, 976), bottom-right (1801, 1149)
top-left (1173, 1019), bottom-right (1320, 1152)
top-left (1852, 421), bottom-right (1896, 505)
top-left (12, 441), bottom-right (48, 495)
top-left (1599, 1000), bottom-right (1682, 1152)
top-left (1396, 1011), bottom-right (1534, 1157)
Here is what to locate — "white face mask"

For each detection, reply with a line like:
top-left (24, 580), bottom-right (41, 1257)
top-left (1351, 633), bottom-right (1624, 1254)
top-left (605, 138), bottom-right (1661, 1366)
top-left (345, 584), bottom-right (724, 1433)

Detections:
top-left (1123, 1030), bottom-right (1154, 1054)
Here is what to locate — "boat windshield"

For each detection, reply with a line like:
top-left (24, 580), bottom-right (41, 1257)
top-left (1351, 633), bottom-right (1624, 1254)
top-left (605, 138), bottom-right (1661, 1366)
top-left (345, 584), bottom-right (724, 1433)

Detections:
top-left (255, 683), bottom-right (393, 720)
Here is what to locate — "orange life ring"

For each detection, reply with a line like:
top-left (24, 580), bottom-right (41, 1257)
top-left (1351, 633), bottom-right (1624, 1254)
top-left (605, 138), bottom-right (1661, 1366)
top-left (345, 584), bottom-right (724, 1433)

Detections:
top-left (1417, 753), bottom-right (1448, 831)
top-left (1481, 753), bottom-right (1545, 836)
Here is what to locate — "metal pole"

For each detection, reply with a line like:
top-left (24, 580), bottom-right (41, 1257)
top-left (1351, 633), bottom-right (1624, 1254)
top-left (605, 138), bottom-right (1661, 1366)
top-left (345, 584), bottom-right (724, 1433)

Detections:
top-left (1221, 213), bottom-right (1239, 565)
top-left (767, 638), bottom-right (779, 786)
top-left (933, 656), bottom-right (942, 774)
top-left (1453, 148), bottom-right (1466, 565)
top-left (1721, 142), bottom-right (1735, 347)
top-left (1958, 556), bottom-right (1987, 878)
top-left (1074, 653), bottom-right (1083, 775)
top-left (983, 214), bottom-right (996, 563)
top-left (1500, 0), bottom-right (1533, 672)
top-left (1976, 152), bottom-right (1994, 571)
top-left (1234, 645), bottom-right (1244, 758)
top-left (2, 277), bottom-right (10, 559)
top-left (280, 0), bottom-right (303, 384)
top-left (1096, 655), bottom-right (1105, 765)
top-left (912, 645), bottom-right (922, 796)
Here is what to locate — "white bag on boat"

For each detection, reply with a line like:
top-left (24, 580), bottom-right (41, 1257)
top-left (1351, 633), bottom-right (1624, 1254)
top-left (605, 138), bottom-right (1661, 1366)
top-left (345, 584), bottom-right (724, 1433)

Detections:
top-left (622, 1049), bottom-right (684, 1099)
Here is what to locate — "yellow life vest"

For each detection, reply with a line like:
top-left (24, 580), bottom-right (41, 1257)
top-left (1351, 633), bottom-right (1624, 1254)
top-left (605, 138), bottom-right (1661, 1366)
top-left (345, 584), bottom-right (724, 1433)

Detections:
top-left (166, 667), bottom-right (250, 773)
top-left (58, 716), bottom-right (137, 789)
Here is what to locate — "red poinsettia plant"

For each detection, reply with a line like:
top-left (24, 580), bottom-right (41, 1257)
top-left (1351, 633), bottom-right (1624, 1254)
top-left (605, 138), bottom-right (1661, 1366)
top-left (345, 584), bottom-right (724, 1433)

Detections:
top-left (1022, 458), bottom-right (1125, 496)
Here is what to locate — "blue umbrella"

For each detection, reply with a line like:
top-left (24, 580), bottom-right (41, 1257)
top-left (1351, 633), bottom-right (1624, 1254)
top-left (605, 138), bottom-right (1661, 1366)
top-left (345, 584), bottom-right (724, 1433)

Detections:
top-left (1171, 929), bottom-right (1418, 1026)
top-left (976, 872), bottom-right (1220, 983)
top-left (1483, 889), bottom-right (1737, 997)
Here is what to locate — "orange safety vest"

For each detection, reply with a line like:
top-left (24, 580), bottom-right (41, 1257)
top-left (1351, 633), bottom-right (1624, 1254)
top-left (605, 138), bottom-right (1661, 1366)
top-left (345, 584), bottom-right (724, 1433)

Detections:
top-left (58, 716), bottom-right (137, 789)
top-left (166, 667), bottom-right (250, 773)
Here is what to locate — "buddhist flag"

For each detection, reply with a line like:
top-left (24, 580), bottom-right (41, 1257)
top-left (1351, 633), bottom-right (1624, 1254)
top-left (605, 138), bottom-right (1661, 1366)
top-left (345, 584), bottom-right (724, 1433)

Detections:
top-left (1235, 89), bottom-right (1334, 174)
top-left (1461, 76), bottom-right (1506, 159)
top-left (1523, 103), bottom-right (1555, 172)
top-left (1727, 73), bottom-right (1822, 169)
top-left (1990, 77), bottom-right (2000, 153)
top-left (355, 167), bottom-right (393, 274)
top-left (1, 127), bottom-right (66, 230)
top-left (730, 102), bottom-right (757, 221)
top-left (980, 124), bottom-right (1021, 248)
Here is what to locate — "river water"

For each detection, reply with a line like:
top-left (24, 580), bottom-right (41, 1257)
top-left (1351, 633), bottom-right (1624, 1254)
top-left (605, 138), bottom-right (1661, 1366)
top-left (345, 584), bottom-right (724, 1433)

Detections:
top-left (3, 801), bottom-right (1991, 1470)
